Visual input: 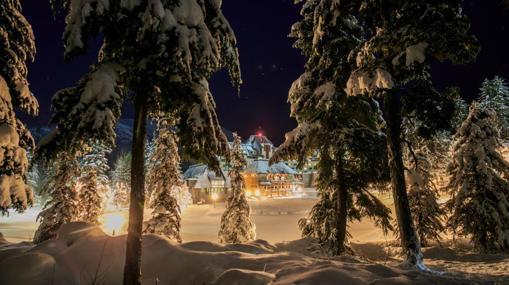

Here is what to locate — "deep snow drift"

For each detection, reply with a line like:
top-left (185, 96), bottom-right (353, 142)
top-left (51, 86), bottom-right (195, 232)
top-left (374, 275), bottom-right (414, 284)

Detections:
top-left (0, 222), bottom-right (497, 285)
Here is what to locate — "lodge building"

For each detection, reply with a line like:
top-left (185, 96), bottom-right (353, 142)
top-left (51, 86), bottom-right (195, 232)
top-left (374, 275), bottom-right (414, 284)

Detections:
top-left (184, 133), bottom-right (305, 203)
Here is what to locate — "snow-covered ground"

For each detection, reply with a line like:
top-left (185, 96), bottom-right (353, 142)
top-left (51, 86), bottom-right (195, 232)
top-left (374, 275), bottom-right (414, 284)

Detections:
top-left (0, 198), bottom-right (393, 244)
top-left (0, 222), bottom-right (503, 285)
top-left (1, 197), bottom-right (508, 284)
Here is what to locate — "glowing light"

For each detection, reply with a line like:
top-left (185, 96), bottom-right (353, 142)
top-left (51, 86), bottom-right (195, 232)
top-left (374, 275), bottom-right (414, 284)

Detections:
top-left (211, 192), bottom-right (219, 201)
top-left (255, 189), bottom-right (261, 197)
top-left (100, 212), bottom-right (127, 236)
top-left (257, 132), bottom-right (263, 137)
top-left (245, 190), bottom-right (253, 197)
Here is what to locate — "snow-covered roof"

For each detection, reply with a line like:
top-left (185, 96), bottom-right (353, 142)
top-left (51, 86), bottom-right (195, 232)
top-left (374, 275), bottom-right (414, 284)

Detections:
top-left (244, 159), bottom-right (297, 175)
top-left (245, 159), bottom-right (270, 174)
top-left (184, 164), bottom-right (230, 189)
top-left (183, 164), bottom-right (224, 180)
top-left (240, 144), bottom-right (257, 157)
top-left (245, 135), bottom-right (273, 147)
top-left (269, 162), bottom-right (298, 175)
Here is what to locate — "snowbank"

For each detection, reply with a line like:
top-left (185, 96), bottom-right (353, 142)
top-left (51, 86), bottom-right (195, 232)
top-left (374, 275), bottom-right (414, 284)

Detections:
top-left (0, 222), bottom-right (486, 285)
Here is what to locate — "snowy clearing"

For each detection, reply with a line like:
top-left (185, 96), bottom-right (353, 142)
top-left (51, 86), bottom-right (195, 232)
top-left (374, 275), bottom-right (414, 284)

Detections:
top-left (1, 198), bottom-right (509, 283)
top-left (0, 222), bottom-right (504, 285)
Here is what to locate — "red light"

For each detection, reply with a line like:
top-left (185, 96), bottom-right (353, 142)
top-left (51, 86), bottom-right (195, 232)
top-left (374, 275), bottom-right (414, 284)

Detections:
top-left (257, 132), bottom-right (263, 136)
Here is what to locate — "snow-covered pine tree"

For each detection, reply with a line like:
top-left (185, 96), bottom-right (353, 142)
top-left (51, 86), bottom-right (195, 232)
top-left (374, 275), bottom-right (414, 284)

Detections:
top-left (218, 133), bottom-right (256, 244)
top-left (344, 0), bottom-right (479, 266)
top-left (33, 155), bottom-right (80, 243)
top-left (41, 1), bottom-right (241, 283)
top-left (446, 103), bottom-right (509, 252)
top-left (271, 0), bottom-right (392, 255)
top-left (449, 87), bottom-right (469, 132)
top-left (27, 160), bottom-right (54, 206)
top-left (112, 152), bottom-right (131, 209)
top-left (0, 0), bottom-right (39, 214)
top-left (78, 142), bottom-right (110, 224)
top-left (143, 117), bottom-right (186, 242)
top-left (401, 89), bottom-right (466, 247)
top-left (144, 136), bottom-right (155, 202)
top-left (479, 76), bottom-right (509, 142)
top-left (405, 149), bottom-right (445, 247)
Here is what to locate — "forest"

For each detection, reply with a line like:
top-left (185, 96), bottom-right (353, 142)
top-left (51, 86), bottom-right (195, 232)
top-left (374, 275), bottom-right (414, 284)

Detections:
top-left (1, 0), bottom-right (509, 285)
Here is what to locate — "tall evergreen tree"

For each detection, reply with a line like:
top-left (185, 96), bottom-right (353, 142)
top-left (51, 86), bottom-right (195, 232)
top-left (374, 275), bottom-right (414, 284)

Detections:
top-left (446, 103), bottom-right (509, 252)
top-left (41, 1), bottom-right (241, 283)
top-left (144, 136), bottom-right (156, 202)
top-left (405, 148), bottom-right (445, 247)
top-left (219, 133), bottom-right (256, 244)
top-left (272, 0), bottom-right (392, 255)
top-left (401, 89), bottom-right (466, 247)
top-left (78, 142), bottom-right (110, 224)
top-left (112, 152), bottom-right (131, 209)
top-left (143, 117), bottom-right (185, 242)
top-left (0, 0), bottom-right (39, 214)
top-left (33, 155), bottom-right (80, 243)
top-left (344, 0), bottom-right (479, 266)
top-left (479, 76), bottom-right (509, 142)
top-left (27, 160), bottom-right (54, 206)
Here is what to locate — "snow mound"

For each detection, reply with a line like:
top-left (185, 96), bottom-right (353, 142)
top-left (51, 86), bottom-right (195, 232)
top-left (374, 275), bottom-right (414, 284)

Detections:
top-left (212, 269), bottom-right (274, 285)
top-left (0, 222), bottom-right (483, 285)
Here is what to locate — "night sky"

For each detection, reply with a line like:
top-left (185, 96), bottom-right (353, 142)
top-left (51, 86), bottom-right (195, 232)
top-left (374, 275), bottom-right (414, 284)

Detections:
top-left (21, 1), bottom-right (509, 145)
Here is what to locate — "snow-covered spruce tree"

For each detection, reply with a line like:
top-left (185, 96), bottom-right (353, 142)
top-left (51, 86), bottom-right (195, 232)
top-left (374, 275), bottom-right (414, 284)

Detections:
top-left (479, 76), bottom-right (509, 142)
top-left (344, 0), bottom-right (479, 266)
top-left (144, 136), bottom-right (156, 203)
top-left (33, 155), bottom-right (80, 243)
top-left (446, 103), bottom-right (509, 252)
top-left (401, 89), bottom-right (466, 247)
top-left (27, 159), bottom-right (54, 206)
top-left (404, 149), bottom-right (445, 247)
top-left (143, 117), bottom-right (185, 242)
top-left (112, 152), bottom-right (131, 209)
top-left (41, 1), bottom-right (241, 284)
top-left (0, 0), bottom-right (39, 214)
top-left (218, 133), bottom-right (256, 244)
top-left (271, 0), bottom-right (392, 255)
top-left (78, 142), bottom-right (110, 224)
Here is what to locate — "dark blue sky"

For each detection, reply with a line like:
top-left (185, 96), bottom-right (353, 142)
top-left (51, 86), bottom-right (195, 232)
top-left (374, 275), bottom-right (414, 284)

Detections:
top-left (21, 1), bottom-right (509, 145)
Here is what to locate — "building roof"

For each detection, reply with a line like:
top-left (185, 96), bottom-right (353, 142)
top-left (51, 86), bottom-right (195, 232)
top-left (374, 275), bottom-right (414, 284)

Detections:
top-left (245, 134), bottom-right (273, 148)
top-left (183, 164), bottom-right (230, 189)
top-left (244, 159), bottom-right (297, 175)
top-left (269, 162), bottom-right (298, 174)
top-left (183, 164), bottom-right (225, 180)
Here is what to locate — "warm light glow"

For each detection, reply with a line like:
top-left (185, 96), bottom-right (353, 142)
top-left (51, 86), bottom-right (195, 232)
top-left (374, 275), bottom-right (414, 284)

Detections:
top-left (211, 192), bottom-right (219, 201)
top-left (245, 190), bottom-right (253, 197)
top-left (257, 132), bottom-right (263, 136)
top-left (100, 212), bottom-right (127, 236)
top-left (255, 189), bottom-right (261, 197)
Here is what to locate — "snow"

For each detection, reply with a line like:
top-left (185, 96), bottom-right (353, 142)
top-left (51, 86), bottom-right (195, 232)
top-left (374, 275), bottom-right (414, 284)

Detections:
top-left (72, 63), bottom-right (123, 137)
top-left (374, 68), bottom-right (395, 89)
top-left (346, 68), bottom-right (395, 96)
top-left (65, 0), bottom-right (112, 54)
top-left (172, 0), bottom-right (204, 27)
top-left (392, 42), bottom-right (429, 67)
top-left (0, 123), bottom-right (20, 147)
top-left (0, 76), bottom-right (12, 103)
top-left (405, 42), bottom-right (428, 67)
top-left (0, 221), bottom-right (500, 284)
top-left (120, 0), bottom-right (141, 10)
top-left (314, 82), bottom-right (335, 110)
top-left (312, 16), bottom-right (324, 47)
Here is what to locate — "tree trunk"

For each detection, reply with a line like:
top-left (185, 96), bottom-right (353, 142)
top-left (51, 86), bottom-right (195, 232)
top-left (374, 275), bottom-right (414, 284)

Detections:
top-left (383, 91), bottom-right (422, 266)
top-left (123, 94), bottom-right (148, 285)
top-left (335, 154), bottom-right (348, 255)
